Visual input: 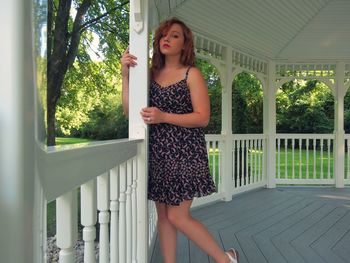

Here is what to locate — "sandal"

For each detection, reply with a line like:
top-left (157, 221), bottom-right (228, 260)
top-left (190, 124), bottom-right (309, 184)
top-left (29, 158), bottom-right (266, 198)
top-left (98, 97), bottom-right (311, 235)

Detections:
top-left (225, 248), bottom-right (239, 263)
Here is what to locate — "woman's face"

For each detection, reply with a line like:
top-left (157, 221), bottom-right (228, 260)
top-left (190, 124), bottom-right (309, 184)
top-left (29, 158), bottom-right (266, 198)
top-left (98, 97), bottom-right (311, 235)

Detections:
top-left (159, 23), bottom-right (185, 56)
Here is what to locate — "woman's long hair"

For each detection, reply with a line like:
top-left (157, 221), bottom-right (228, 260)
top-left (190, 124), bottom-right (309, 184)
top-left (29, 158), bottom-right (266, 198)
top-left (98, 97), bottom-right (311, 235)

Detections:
top-left (151, 17), bottom-right (195, 78)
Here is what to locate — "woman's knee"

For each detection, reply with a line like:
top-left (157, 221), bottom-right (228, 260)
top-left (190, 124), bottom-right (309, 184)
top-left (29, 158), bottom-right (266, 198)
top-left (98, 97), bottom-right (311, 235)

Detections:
top-left (167, 208), bottom-right (190, 228)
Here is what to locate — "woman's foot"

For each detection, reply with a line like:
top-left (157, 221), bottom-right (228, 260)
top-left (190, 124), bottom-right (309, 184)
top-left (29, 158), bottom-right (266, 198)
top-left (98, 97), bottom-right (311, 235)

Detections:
top-left (225, 248), bottom-right (238, 263)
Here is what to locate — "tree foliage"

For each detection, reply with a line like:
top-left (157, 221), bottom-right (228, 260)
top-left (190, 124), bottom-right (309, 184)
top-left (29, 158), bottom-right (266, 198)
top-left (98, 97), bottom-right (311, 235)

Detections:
top-left (232, 72), bottom-right (263, 134)
top-left (47, 0), bottom-right (129, 145)
top-left (196, 59), bottom-right (222, 134)
top-left (276, 80), bottom-right (334, 133)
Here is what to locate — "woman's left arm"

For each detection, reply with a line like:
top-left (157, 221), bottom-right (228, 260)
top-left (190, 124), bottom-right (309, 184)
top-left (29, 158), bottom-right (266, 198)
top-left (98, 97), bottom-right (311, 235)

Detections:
top-left (141, 68), bottom-right (210, 128)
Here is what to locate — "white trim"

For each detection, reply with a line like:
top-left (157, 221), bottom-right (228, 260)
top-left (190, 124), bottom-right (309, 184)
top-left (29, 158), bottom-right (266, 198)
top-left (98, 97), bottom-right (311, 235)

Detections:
top-left (276, 179), bottom-right (335, 185)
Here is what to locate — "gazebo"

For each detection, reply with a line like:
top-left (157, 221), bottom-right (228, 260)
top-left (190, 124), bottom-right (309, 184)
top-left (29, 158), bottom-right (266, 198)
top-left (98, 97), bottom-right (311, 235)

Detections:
top-left (1, 0), bottom-right (350, 262)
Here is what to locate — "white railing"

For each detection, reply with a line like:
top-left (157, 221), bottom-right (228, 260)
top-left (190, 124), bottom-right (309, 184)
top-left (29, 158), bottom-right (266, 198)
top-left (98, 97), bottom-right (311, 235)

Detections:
top-left (38, 139), bottom-right (147, 263)
top-left (345, 134), bottom-right (350, 185)
top-left (275, 134), bottom-right (335, 185)
top-left (231, 134), bottom-right (267, 193)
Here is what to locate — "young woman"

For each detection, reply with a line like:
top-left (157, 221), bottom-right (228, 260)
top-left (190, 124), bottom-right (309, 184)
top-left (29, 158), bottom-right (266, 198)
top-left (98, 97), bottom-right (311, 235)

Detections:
top-left (121, 17), bottom-right (238, 263)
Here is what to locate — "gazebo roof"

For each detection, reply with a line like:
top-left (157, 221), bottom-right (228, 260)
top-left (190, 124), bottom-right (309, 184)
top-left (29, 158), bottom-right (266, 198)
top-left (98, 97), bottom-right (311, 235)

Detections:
top-left (151, 0), bottom-right (350, 61)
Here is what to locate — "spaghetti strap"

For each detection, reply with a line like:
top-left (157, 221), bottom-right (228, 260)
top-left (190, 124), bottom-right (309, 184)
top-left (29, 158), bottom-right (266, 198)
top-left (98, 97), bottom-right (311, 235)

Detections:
top-left (185, 66), bottom-right (191, 80)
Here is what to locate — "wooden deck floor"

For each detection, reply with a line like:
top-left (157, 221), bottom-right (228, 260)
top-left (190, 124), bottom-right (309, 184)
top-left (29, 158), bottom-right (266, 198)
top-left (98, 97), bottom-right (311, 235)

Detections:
top-left (149, 187), bottom-right (350, 263)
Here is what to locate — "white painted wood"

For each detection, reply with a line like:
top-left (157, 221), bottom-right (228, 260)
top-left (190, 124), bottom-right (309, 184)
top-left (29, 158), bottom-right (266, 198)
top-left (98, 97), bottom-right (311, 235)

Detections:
top-left (81, 180), bottom-right (97, 263)
top-left (56, 190), bottom-right (78, 263)
top-left (110, 167), bottom-right (119, 263)
top-left (130, 1), bottom-right (149, 262)
top-left (37, 139), bottom-right (141, 202)
top-left (131, 159), bottom-right (138, 263)
top-left (334, 62), bottom-right (346, 188)
top-left (0, 0), bottom-right (38, 262)
top-left (119, 163), bottom-right (127, 263)
top-left (265, 61), bottom-right (277, 187)
top-left (97, 173), bottom-right (110, 263)
top-left (126, 160), bottom-right (133, 263)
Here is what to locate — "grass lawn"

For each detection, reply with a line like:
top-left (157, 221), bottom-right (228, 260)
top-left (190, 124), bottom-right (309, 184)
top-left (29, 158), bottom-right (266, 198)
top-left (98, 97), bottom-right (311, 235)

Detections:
top-left (277, 147), bottom-right (335, 179)
top-left (56, 137), bottom-right (92, 145)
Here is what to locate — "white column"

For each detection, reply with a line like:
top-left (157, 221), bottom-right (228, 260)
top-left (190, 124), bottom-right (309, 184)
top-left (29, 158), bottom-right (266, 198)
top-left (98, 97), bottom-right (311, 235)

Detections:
top-left (220, 46), bottom-right (234, 201)
top-left (264, 61), bottom-right (277, 188)
top-left (334, 62), bottom-right (346, 188)
top-left (0, 0), bottom-right (37, 262)
top-left (129, 0), bottom-right (149, 262)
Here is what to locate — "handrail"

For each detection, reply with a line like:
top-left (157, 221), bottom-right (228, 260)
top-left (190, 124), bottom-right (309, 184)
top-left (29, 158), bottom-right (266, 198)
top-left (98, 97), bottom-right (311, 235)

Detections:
top-left (37, 139), bottom-right (143, 202)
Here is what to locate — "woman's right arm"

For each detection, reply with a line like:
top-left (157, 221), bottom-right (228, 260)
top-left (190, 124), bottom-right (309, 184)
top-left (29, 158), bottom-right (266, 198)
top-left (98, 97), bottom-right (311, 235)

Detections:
top-left (120, 47), bottom-right (137, 116)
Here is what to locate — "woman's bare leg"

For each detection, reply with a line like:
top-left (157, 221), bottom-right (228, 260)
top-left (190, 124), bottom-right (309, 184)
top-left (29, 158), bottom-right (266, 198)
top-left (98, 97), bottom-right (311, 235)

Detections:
top-left (155, 202), bottom-right (177, 263)
top-left (167, 200), bottom-right (234, 263)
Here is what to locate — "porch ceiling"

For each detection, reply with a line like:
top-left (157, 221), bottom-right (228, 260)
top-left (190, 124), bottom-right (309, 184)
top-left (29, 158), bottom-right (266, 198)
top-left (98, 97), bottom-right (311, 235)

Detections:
top-left (152, 0), bottom-right (350, 61)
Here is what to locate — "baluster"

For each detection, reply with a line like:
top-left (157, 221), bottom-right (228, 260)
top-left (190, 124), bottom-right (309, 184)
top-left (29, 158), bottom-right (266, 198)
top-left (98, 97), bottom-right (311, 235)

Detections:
top-left (237, 140), bottom-right (241, 186)
top-left (306, 139), bottom-right (310, 179)
top-left (313, 139), bottom-right (316, 179)
top-left (299, 139), bottom-right (302, 179)
top-left (258, 139), bottom-right (261, 181)
top-left (132, 158), bottom-right (138, 263)
top-left (57, 190), bottom-right (77, 263)
top-left (212, 141), bottom-right (216, 182)
top-left (284, 139), bottom-right (288, 179)
top-left (110, 167), bottom-right (119, 263)
top-left (217, 140), bottom-right (221, 189)
top-left (245, 140), bottom-right (249, 184)
top-left (277, 138), bottom-right (281, 179)
top-left (292, 139), bottom-right (295, 179)
top-left (232, 140), bottom-right (236, 187)
top-left (97, 172), bottom-right (110, 263)
top-left (126, 160), bottom-right (133, 263)
top-left (347, 139), bottom-right (350, 179)
top-left (119, 162), bottom-right (127, 263)
top-left (320, 139), bottom-right (324, 179)
top-left (262, 139), bottom-right (266, 181)
top-left (328, 139), bottom-right (331, 179)
top-left (242, 140), bottom-right (246, 185)
top-left (81, 180), bottom-right (97, 263)
top-left (253, 140), bottom-right (257, 182)
top-left (248, 140), bottom-right (253, 183)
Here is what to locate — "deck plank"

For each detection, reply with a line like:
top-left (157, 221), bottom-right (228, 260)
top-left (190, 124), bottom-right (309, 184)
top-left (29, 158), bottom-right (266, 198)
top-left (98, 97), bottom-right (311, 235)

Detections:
top-left (149, 187), bottom-right (350, 263)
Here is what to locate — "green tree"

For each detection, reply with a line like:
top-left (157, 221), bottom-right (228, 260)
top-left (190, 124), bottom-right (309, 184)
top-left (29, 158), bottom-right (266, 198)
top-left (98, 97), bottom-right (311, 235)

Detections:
top-left (232, 72), bottom-right (263, 134)
top-left (276, 80), bottom-right (334, 133)
top-left (196, 59), bottom-right (222, 134)
top-left (47, 0), bottom-right (129, 145)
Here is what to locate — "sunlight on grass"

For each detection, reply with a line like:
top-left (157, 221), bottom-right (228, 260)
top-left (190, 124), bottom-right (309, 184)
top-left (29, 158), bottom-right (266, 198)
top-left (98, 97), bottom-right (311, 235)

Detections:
top-left (56, 137), bottom-right (92, 145)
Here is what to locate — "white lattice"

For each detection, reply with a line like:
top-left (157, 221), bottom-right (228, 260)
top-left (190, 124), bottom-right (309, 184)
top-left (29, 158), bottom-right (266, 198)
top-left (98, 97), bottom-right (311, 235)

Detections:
top-left (194, 33), bottom-right (224, 60)
top-left (232, 50), bottom-right (267, 75)
top-left (276, 63), bottom-right (336, 78)
top-left (345, 64), bottom-right (350, 82)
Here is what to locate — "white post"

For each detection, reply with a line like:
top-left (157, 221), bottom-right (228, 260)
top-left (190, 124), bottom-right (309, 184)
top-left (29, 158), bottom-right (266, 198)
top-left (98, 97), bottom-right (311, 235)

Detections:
top-left (129, 0), bottom-right (149, 262)
top-left (334, 62), bottom-right (346, 188)
top-left (56, 190), bottom-right (78, 263)
top-left (81, 180), bottom-right (97, 263)
top-left (97, 172), bottom-right (110, 263)
top-left (0, 0), bottom-right (37, 262)
top-left (264, 61), bottom-right (276, 188)
top-left (220, 46), bottom-right (234, 201)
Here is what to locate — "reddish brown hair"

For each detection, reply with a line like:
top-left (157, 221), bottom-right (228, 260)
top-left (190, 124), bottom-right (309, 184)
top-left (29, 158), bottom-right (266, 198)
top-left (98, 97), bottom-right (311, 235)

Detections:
top-left (151, 17), bottom-right (195, 78)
